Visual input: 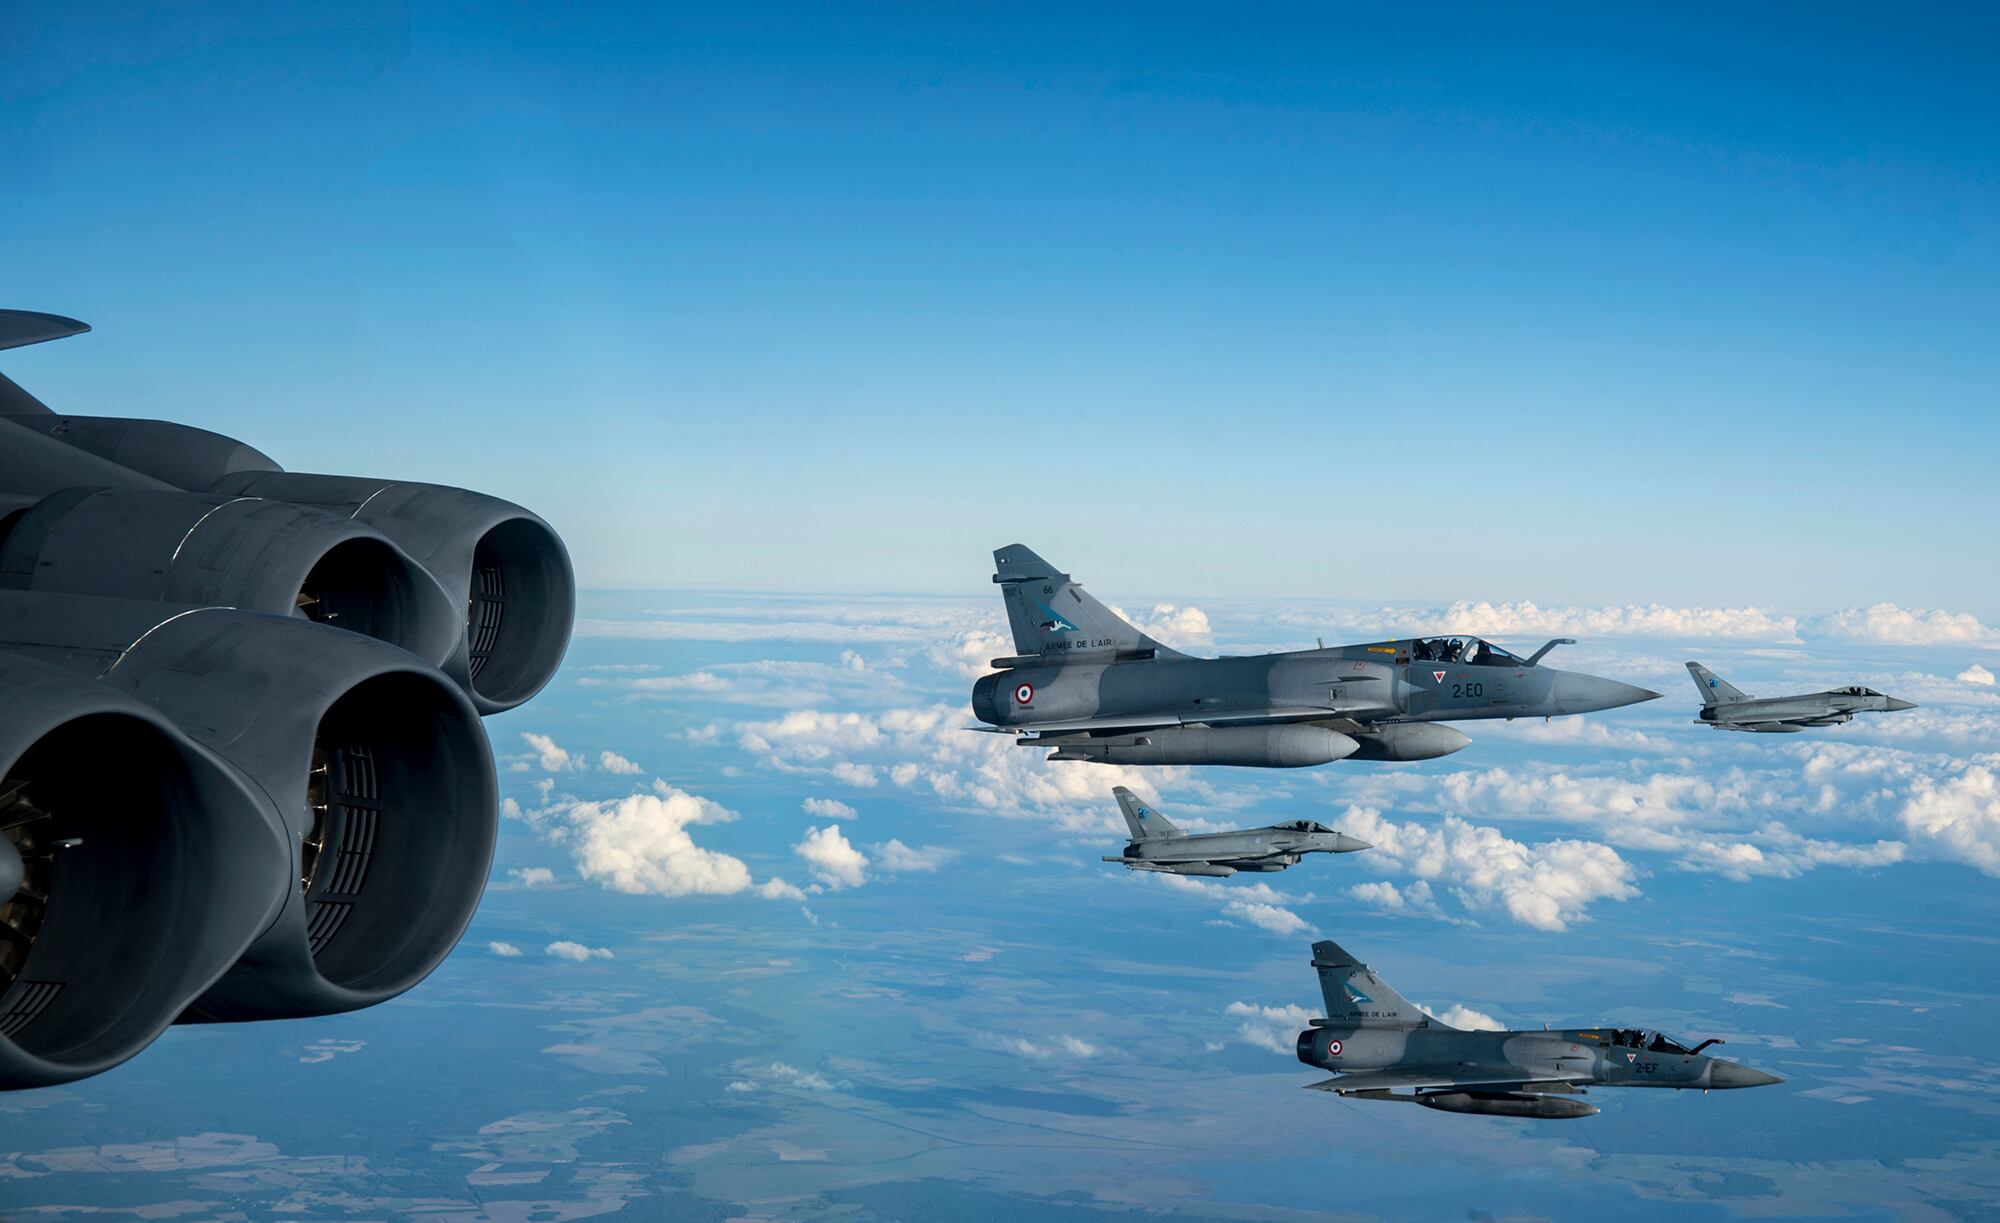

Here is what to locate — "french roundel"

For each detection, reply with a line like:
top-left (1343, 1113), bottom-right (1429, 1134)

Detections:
top-left (1325, 1038), bottom-right (1343, 1057)
top-left (1014, 682), bottom-right (1035, 705)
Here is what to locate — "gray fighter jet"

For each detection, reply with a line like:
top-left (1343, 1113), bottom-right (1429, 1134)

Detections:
top-left (1294, 939), bottom-right (1782, 1119)
top-left (1100, 787), bottom-right (1369, 877)
top-left (970, 545), bottom-right (1659, 767)
top-left (0, 310), bottom-right (573, 1090)
top-left (1687, 661), bottom-right (1916, 733)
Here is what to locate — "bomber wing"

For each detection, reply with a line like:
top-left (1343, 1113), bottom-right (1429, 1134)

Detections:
top-left (1304, 1068), bottom-right (1571, 1094)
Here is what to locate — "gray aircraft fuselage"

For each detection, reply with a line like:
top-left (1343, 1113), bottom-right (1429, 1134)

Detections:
top-left (1700, 689), bottom-right (1916, 733)
top-left (1295, 939), bottom-right (1781, 1119)
top-left (1687, 662), bottom-right (1916, 733)
top-left (970, 546), bottom-right (1658, 767)
top-left (1108, 826), bottom-right (1368, 876)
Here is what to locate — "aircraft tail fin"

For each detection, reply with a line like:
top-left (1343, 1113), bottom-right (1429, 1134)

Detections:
top-left (1113, 786), bottom-right (1183, 840)
top-left (1311, 940), bottom-right (1441, 1030)
top-left (992, 544), bottom-right (1189, 666)
top-left (1686, 662), bottom-right (1748, 706)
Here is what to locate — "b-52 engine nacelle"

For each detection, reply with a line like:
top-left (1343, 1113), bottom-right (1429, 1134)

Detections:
top-left (0, 310), bottom-right (574, 1089)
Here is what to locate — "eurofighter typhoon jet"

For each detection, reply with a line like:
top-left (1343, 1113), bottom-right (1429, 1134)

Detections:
top-left (1687, 662), bottom-right (1916, 733)
top-left (1100, 787), bottom-right (1369, 877)
top-left (0, 311), bottom-right (573, 1089)
top-left (969, 545), bottom-right (1660, 767)
top-left (1294, 940), bottom-right (1782, 1119)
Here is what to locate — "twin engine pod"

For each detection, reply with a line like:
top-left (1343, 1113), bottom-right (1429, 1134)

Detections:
top-left (0, 596), bottom-right (499, 1082)
top-left (0, 336), bottom-right (570, 1091)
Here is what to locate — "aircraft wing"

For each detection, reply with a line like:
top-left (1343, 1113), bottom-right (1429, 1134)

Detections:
top-left (997, 707), bottom-right (1346, 736)
top-left (1304, 1067), bottom-right (1565, 1094)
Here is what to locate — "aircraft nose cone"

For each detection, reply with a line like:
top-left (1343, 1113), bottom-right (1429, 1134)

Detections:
top-left (1548, 672), bottom-right (1662, 715)
top-left (1329, 834), bottom-right (1373, 854)
top-left (1885, 697), bottom-right (1918, 712)
top-left (1708, 1061), bottom-right (1783, 1089)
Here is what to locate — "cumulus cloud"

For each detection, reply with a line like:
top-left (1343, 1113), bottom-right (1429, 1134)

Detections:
top-left (1900, 764), bottom-right (2000, 875)
top-left (1225, 1002), bottom-right (1317, 1054)
top-left (1432, 1004), bottom-right (1504, 1032)
top-left (599, 750), bottom-right (644, 775)
top-left (926, 627), bottom-right (1014, 679)
top-left (487, 941), bottom-right (523, 957)
top-left (756, 876), bottom-right (807, 901)
top-left (1813, 604), bottom-right (1999, 646)
top-left (729, 1061), bottom-right (836, 1092)
top-left (522, 732), bottom-right (586, 772)
top-left (1342, 806), bottom-right (1637, 931)
top-left (872, 839), bottom-right (956, 872)
top-left (522, 782), bottom-right (754, 898)
top-left (802, 797), bottom-right (857, 820)
top-left (1221, 899), bottom-right (1309, 935)
top-left (1959, 665), bottom-right (1996, 686)
top-left (1115, 603), bottom-right (1214, 650)
top-left (507, 866), bottom-right (556, 888)
top-left (546, 941), bottom-right (614, 961)
top-left (796, 824), bottom-right (868, 889)
top-left (1350, 879), bottom-right (1452, 922)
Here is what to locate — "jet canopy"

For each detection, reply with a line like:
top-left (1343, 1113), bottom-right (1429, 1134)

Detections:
top-left (1610, 1029), bottom-right (1694, 1054)
top-left (1837, 686), bottom-right (1883, 697)
top-left (1278, 820), bottom-right (1338, 834)
top-left (1409, 636), bottom-right (1529, 667)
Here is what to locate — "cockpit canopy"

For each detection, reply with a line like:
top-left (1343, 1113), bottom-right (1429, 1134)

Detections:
top-left (1409, 636), bottom-right (1529, 667)
top-left (1279, 820), bottom-right (1337, 834)
top-left (1610, 1029), bottom-right (1693, 1054)
top-left (1838, 686), bottom-right (1883, 697)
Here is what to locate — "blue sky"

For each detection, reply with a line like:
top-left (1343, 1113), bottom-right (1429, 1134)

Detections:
top-left (6, 3), bottom-right (1997, 610)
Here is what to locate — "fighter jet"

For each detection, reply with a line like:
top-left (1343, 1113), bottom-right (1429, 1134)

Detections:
top-left (1687, 662), bottom-right (1916, 733)
top-left (969, 545), bottom-right (1659, 767)
top-left (0, 310), bottom-right (573, 1090)
top-left (1294, 939), bottom-right (1782, 1119)
top-left (1100, 787), bottom-right (1369, 877)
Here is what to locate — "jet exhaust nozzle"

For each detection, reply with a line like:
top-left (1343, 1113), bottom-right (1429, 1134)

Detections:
top-left (210, 471), bottom-right (575, 714)
top-left (0, 656), bottom-right (288, 1089)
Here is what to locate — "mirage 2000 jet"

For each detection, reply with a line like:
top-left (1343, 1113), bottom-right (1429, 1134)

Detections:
top-left (1294, 940), bottom-right (1782, 1119)
top-left (969, 545), bottom-right (1659, 768)
top-left (1099, 787), bottom-right (1370, 877)
top-left (1686, 662), bottom-right (1916, 733)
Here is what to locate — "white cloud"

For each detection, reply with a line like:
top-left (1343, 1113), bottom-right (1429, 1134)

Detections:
top-left (507, 866), bottom-right (556, 888)
top-left (546, 941), bottom-right (614, 961)
top-left (1349, 879), bottom-right (1451, 921)
top-left (1412, 600), bottom-right (1801, 643)
top-left (926, 627), bottom-right (1014, 679)
top-left (521, 732), bottom-right (585, 772)
top-left (1221, 899), bottom-right (1309, 935)
top-left (1343, 806), bottom-right (1638, 931)
top-left (1432, 1004), bottom-right (1504, 1032)
top-left (802, 797), bottom-right (857, 820)
top-left (599, 750), bottom-right (644, 775)
top-left (1114, 603), bottom-right (1214, 650)
top-left (756, 876), bottom-right (807, 901)
top-left (1959, 665), bottom-right (1996, 686)
top-left (796, 824), bottom-right (868, 890)
top-left (1224, 1002), bottom-right (1316, 1054)
top-left (991, 1034), bottom-right (1101, 1059)
top-left (1900, 764), bottom-right (2000, 875)
top-left (522, 783), bottom-right (754, 898)
top-left (731, 1061), bottom-right (835, 1091)
top-left (872, 839), bottom-right (956, 872)
top-left (1813, 604), bottom-right (1999, 646)
top-left (838, 649), bottom-right (867, 672)
top-left (831, 762), bottom-right (880, 787)
top-left (487, 941), bottom-right (523, 957)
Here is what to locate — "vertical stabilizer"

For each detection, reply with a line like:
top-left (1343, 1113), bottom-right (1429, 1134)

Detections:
top-left (1311, 940), bottom-right (1441, 1029)
top-left (1686, 662), bottom-right (1749, 706)
top-left (1113, 787), bottom-right (1183, 840)
top-left (992, 545), bottom-right (1188, 665)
